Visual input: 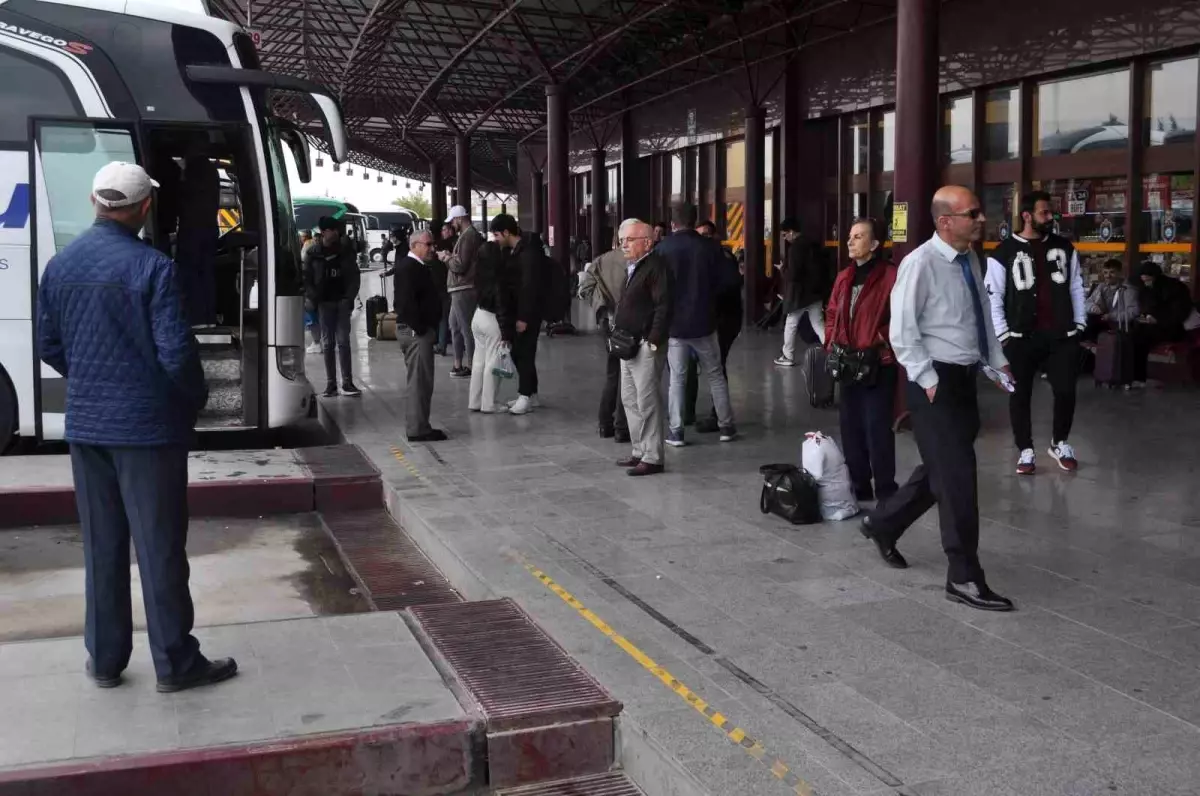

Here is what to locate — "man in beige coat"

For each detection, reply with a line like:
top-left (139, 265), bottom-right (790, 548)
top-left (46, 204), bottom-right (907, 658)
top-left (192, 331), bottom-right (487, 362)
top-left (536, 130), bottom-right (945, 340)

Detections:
top-left (578, 218), bottom-right (638, 441)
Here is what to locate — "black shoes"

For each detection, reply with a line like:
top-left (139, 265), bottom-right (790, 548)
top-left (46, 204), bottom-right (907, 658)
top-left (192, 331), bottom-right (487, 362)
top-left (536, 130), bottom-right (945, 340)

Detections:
top-left (599, 426), bottom-right (615, 439)
top-left (156, 657), bottom-right (239, 693)
top-left (409, 429), bottom-right (448, 442)
top-left (614, 430), bottom-right (631, 444)
top-left (449, 366), bottom-right (471, 379)
top-left (341, 382), bottom-right (362, 397)
top-left (616, 456), bottom-right (641, 468)
top-left (602, 426), bottom-right (631, 443)
top-left (946, 582), bottom-right (1015, 612)
top-left (322, 384), bottom-right (338, 398)
top-left (86, 659), bottom-right (122, 689)
top-left (859, 517), bottom-right (908, 569)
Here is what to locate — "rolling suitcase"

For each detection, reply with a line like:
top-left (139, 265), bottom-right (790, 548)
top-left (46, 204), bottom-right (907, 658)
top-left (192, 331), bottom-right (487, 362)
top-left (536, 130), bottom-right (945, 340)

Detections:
top-left (1094, 331), bottom-right (1133, 388)
top-left (803, 345), bottom-right (836, 408)
top-left (365, 275), bottom-right (388, 340)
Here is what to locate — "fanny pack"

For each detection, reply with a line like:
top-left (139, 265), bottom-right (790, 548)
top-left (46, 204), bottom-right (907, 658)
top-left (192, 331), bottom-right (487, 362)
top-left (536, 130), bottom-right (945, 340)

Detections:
top-left (607, 327), bottom-right (641, 360)
top-left (826, 343), bottom-right (880, 387)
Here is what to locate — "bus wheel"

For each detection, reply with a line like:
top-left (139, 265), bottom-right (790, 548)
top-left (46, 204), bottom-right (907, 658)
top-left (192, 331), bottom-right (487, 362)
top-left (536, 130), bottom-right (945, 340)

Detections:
top-left (370, 248), bottom-right (384, 263)
top-left (0, 370), bottom-right (17, 454)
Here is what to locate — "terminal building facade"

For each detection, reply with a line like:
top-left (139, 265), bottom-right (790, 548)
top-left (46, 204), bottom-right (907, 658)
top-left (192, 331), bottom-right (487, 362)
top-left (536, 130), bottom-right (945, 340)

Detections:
top-left (517, 0), bottom-right (1199, 317)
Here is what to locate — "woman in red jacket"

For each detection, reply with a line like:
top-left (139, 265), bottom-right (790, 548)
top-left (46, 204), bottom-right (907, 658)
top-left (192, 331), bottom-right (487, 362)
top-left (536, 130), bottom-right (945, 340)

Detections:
top-left (824, 218), bottom-right (898, 503)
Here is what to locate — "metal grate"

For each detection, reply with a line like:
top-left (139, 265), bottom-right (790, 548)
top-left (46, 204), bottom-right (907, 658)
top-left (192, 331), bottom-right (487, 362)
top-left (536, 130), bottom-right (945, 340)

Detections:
top-left (408, 599), bottom-right (622, 732)
top-left (496, 772), bottom-right (644, 795)
top-left (320, 509), bottom-right (461, 610)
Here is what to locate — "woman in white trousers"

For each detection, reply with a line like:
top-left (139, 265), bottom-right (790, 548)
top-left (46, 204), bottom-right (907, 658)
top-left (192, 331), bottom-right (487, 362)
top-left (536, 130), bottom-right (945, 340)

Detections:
top-left (468, 308), bottom-right (507, 412)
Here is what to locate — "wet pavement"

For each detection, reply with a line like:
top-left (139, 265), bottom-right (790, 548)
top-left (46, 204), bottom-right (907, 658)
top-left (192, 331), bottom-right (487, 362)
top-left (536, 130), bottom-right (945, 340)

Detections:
top-left (0, 515), bottom-right (368, 643)
top-left (315, 281), bottom-right (1200, 796)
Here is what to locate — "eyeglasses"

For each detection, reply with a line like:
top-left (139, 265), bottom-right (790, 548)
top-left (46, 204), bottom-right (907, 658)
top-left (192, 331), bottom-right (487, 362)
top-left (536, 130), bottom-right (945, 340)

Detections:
top-left (622, 236), bottom-right (650, 243)
top-left (944, 208), bottom-right (984, 220)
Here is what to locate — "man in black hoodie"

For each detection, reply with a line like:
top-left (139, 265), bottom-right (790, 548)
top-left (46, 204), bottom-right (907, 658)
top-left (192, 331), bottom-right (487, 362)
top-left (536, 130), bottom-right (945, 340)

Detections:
top-left (490, 214), bottom-right (545, 416)
top-left (304, 216), bottom-right (362, 397)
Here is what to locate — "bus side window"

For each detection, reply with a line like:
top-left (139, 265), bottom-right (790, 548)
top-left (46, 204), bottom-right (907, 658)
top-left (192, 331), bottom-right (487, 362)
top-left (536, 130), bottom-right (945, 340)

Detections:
top-left (36, 124), bottom-right (139, 253)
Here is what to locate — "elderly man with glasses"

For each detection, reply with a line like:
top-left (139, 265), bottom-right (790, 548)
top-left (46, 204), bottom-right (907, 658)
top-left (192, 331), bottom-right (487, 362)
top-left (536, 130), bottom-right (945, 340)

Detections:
top-left (860, 185), bottom-right (1016, 612)
top-left (394, 230), bottom-right (449, 441)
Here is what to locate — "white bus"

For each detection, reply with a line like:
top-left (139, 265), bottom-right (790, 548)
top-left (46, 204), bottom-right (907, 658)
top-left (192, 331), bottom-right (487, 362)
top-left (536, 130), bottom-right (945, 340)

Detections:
top-left (0, 0), bottom-right (350, 451)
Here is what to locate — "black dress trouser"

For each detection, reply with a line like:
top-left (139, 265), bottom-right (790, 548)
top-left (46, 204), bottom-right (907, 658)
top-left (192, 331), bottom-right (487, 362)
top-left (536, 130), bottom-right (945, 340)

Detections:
top-left (70, 444), bottom-right (203, 680)
top-left (598, 324), bottom-right (629, 433)
top-left (513, 320), bottom-right (541, 397)
top-left (869, 362), bottom-right (984, 585)
top-left (839, 363), bottom-right (899, 500)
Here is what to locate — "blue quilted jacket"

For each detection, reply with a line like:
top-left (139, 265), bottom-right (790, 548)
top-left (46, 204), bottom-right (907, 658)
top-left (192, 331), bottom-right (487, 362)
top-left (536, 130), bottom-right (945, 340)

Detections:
top-left (38, 219), bottom-right (208, 447)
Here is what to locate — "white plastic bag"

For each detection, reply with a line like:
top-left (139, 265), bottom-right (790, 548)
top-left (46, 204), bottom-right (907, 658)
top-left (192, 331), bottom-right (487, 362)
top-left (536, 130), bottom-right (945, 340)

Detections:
top-left (800, 431), bottom-right (859, 521)
top-left (492, 347), bottom-right (516, 379)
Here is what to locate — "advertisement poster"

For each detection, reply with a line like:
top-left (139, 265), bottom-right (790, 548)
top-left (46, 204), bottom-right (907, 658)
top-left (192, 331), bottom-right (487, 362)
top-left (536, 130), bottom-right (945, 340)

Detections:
top-left (891, 201), bottom-right (908, 244)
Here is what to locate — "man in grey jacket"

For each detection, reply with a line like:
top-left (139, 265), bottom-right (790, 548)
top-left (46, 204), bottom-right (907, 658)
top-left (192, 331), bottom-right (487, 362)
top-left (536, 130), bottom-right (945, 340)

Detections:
top-left (438, 205), bottom-right (482, 379)
top-left (579, 219), bottom-right (637, 442)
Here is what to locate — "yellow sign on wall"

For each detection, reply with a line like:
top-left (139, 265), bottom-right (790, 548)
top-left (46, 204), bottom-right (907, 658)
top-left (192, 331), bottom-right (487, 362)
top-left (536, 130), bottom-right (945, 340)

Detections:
top-left (892, 202), bottom-right (908, 244)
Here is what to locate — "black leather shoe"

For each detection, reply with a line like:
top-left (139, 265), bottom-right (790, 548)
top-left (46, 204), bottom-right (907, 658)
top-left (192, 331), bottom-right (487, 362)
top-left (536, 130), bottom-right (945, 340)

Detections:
top-left (614, 430), bottom-right (631, 444)
top-left (627, 462), bottom-right (665, 477)
top-left (946, 582), bottom-right (1015, 612)
top-left (409, 429), bottom-right (448, 442)
top-left (616, 456), bottom-right (641, 468)
top-left (860, 517), bottom-right (908, 569)
top-left (86, 659), bottom-right (122, 689)
top-left (599, 426), bottom-right (615, 439)
top-left (156, 657), bottom-right (238, 693)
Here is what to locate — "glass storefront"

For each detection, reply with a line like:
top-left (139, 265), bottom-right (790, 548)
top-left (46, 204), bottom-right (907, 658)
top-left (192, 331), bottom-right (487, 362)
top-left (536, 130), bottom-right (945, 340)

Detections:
top-left (850, 114), bottom-right (869, 174)
top-left (1035, 69), bottom-right (1130, 156)
top-left (1141, 172), bottom-right (1194, 283)
top-left (985, 86), bottom-right (1020, 160)
top-left (1145, 57), bottom-right (1197, 147)
top-left (982, 183), bottom-right (1017, 246)
top-left (1035, 177), bottom-right (1128, 283)
top-left (873, 111), bottom-right (895, 173)
top-left (943, 95), bottom-right (973, 165)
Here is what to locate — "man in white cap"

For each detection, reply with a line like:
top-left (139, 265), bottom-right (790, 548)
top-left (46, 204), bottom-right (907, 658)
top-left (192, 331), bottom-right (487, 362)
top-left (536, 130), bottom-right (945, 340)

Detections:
top-left (38, 161), bottom-right (238, 693)
top-left (437, 205), bottom-right (481, 379)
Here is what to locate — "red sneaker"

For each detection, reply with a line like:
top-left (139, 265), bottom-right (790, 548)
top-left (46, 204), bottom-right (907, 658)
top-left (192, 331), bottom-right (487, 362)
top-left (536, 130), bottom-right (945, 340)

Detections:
top-left (1048, 442), bottom-right (1078, 472)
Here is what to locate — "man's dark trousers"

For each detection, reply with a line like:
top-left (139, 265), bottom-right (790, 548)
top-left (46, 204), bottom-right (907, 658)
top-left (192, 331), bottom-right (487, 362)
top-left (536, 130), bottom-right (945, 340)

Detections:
top-left (400, 329), bottom-right (437, 437)
top-left (514, 320), bottom-right (541, 397)
top-left (684, 315), bottom-right (740, 423)
top-left (869, 362), bottom-right (984, 585)
top-left (599, 327), bottom-right (629, 433)
top-left (1004, 332), bottom-right (1079, 450)
top-left (70, 444), bottom-right (202, 680)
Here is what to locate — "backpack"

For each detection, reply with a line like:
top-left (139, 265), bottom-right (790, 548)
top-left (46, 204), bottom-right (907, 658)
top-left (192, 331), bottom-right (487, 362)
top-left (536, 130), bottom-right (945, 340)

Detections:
top-left (758, 464), bottom-right (822, 525)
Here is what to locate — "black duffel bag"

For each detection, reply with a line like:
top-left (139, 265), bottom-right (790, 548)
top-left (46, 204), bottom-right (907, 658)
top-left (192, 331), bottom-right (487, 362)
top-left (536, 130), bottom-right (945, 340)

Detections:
top-left (759, 464), bottom-right (822, 525)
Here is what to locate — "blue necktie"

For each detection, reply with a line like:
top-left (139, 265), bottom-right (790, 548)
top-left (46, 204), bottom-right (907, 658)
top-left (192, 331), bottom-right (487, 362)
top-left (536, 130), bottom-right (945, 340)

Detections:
top-left (956, 253), bottom-right (988, 362)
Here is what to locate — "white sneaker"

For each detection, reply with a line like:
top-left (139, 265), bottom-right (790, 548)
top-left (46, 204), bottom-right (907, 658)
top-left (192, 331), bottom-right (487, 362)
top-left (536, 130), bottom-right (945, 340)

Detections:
top-left (509, 395), bottom-right (533, 415)
top-left (1016, 448), bottom-right (1036, 475)
top-left (774, 356), bottom-right (795, 367)
top-left (507, 395), bottom-right (539, 410)
top-left (306, 343), bottom-right (321, 354)
top-left (1048, 441), bottom-right (1078, 472)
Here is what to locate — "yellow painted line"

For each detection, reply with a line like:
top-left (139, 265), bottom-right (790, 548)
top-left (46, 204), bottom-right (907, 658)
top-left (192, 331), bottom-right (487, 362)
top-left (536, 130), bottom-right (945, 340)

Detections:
top-left (521, 559), bottom-right (816, 796)
top-left (389, 445), bottom-right (428, 484)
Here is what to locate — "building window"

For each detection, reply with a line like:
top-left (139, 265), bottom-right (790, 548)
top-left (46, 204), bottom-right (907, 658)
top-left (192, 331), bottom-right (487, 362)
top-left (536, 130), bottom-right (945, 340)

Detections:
top-left (1141, 172), bottom-right (1194, 283)
top-left (1145, 57), bottom-right (1198, 147)
top-left (943, 95), bottom-right (973, 165)
top-left (984, 86), bottom-right (1020, 161)
top-left (849, 115), bottom-right (869, 175)
top-left (1035, 69), bottom-right (1130, 156)
top-left (874, 111), bottom-right (895, 173)
top-left (982, 183), bottom-right (1017, 246)
top-left (671, 151), bottom-right (684, 201)
top-left (1035, 177), bottom-right (1127, 282)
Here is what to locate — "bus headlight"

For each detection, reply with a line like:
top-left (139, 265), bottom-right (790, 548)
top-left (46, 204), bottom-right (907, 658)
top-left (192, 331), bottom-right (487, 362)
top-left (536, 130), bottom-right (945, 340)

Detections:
top-left (276, 346), bottom-right (305, 381)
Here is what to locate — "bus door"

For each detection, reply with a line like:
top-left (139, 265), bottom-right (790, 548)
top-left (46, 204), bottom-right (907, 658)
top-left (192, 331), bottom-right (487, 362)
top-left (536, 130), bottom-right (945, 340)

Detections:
top-left (31, 119), bottom-right (142, 440)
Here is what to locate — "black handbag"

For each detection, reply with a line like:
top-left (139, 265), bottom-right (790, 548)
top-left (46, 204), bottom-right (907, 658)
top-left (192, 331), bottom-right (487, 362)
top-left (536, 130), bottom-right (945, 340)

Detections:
top-left (758, 464), bottom-right (822, 525)
top-left (826, 342), bottom-right (881, 387)
top-left (607, 327), bottom-right (641, 360)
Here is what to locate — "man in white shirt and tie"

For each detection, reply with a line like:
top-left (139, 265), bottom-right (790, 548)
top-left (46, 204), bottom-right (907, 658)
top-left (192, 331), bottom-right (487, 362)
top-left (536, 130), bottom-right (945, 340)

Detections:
top-left (861, 185), bottom-right (1016, 612)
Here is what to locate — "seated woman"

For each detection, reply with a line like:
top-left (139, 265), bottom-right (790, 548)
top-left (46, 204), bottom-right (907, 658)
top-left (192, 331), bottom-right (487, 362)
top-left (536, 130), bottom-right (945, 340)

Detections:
top-left (824, 218), bottom-right (898, 503)
top-left (1131, 261), bottom-right (1192, 388)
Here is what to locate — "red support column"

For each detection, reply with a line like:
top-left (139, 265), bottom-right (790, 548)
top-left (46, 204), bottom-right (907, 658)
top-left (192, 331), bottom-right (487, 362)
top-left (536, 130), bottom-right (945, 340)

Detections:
top-left (455, 134), bottom-right (471, 221)
top-left (546, 83), bottom-right (570, 265)
top-left (430, 160), bottom-right (446, 224)
top-left (892, 0), bottom-right (939, 263)
top-left (744, 108), bottom-right (765, 326)
top-left (591, 148), bottom-right (608, 255)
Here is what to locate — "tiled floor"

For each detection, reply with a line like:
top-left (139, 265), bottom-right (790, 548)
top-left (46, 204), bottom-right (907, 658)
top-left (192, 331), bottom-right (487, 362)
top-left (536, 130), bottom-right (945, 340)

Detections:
top-left (0, 613), bottom-right (465, 771)
top-left (317, 281), bottom-right (1200, 796)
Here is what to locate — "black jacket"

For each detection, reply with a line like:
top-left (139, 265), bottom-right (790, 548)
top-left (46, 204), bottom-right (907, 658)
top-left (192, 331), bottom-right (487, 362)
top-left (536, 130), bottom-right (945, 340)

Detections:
top-left (304, 238), bottom-right (360, 303)
top-left (1137, 268), bottom-right (1193, 331)
top-left (475, 241), bottom-right (517, 342)
top-left (656, 229), bottom-right (731, 339)
top-left (508, 233), bottom-right (545, 324)
top-left (613, 251), bottom-right (673, 347)
top-left (715, 245), bottom-right (743, 324)
top-left (393, 253), bottom-right (443, 336)
top-left (781, 234), bottom-right (829, 313)
top-left (986, 234), bottom-right (1086, 340)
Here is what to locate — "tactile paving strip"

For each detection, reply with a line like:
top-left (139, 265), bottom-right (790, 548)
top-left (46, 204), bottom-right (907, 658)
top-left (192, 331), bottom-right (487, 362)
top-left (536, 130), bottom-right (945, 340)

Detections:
top-left (408, 599), bottom-right (622, 732)
top-left (496, 772), bottom-right (644, 795)
top-left (320, 509), bottom-right (462, 610)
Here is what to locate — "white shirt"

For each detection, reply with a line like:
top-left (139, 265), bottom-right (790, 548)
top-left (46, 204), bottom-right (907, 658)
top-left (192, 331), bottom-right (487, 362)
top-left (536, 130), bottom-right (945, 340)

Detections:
top-left (890, 233), bottom-right (1009, 390)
